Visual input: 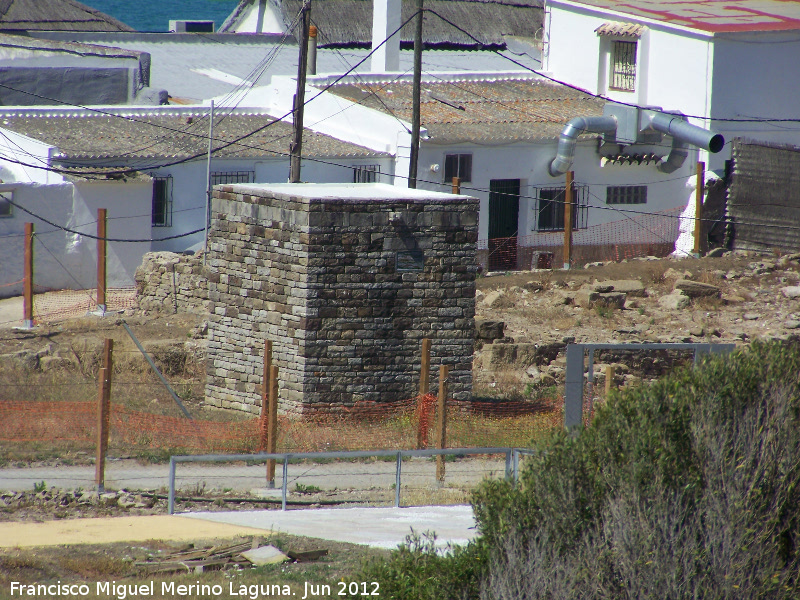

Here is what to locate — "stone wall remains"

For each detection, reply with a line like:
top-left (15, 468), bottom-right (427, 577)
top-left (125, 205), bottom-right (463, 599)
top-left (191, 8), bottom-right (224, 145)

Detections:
top-left (204, 183), bottom-right (479, 415)
top-left (135, 251), bottom-right (210, 315)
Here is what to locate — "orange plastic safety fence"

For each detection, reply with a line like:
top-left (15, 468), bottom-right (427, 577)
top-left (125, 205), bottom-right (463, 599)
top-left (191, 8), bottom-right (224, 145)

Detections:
top-left (0, 396), bottom-right (562, 454)
top-left (477, 207), bottom-right (681, 271)
top-left (31, 287), bottom-right (137, 324)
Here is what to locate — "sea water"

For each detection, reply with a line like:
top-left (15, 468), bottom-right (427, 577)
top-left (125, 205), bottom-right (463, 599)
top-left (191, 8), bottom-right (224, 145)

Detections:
top-left (80, 0), bottom-right (240, 32)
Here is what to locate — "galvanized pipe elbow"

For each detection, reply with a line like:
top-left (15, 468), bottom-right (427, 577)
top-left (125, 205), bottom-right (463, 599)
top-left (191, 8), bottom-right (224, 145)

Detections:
top-left (549, 116), bottom-right (617, 177)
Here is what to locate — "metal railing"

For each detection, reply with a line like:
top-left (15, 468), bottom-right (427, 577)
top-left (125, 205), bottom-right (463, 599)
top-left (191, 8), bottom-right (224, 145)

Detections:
top-left (565, 342), bottom-right (736, 428)
top-left (168, 447), bottom-right (518, 514)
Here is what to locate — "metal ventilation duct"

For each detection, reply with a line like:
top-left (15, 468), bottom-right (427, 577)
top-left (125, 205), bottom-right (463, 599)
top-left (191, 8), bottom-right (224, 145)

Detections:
top-left (548, 107), bottom-right (724, 176)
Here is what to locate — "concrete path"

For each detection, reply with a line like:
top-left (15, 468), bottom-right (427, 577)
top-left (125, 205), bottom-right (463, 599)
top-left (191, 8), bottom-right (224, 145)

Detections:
top-left (0, 507), bottom-right (477, 550)
top-left (183, 505), bottom-right (477, 549)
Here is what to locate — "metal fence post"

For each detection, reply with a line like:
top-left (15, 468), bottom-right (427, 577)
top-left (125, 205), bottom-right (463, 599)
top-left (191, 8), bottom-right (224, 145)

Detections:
top-left (168, 457), bottom-right (176, 515)
top-left (504, 450), bottom-right (512, 479)
top-left (513, 449), bottom-right (520, 482)
top-left (281, 456), bottom-right (289, 511)
top-left (395, 452), bottom-right (402, 508)
top-left (564, 344), bottom-right (584, 429)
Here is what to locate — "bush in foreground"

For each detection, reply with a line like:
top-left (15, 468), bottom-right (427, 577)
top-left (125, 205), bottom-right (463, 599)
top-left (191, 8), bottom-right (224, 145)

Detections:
top-left (358, 341), bottom-right (800, 599)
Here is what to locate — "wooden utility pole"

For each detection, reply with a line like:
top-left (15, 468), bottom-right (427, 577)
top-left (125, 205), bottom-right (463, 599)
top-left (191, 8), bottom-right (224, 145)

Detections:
top-left (694, 161), bottom-right (705, 256)
top-left (563, 170), bottom-right (574, 269)
top-left (203, 100), bottom-right (215, 266)
top-left (96, 208), bottom-right (107, 314)
top-left (95, 338), bottom-right (113, 492)
top-left (435, 365), bottom-right (448, 482)
top-left (289, 1), bottom-right (312, 183)
top-left (266, 365), bottom-right (279, 487)
top-left (408, 0), bottom-right (424, 188)
top-left (23, 222), bottom-right (33, 329)
top-left (260, 340), bottom-right (272, 451)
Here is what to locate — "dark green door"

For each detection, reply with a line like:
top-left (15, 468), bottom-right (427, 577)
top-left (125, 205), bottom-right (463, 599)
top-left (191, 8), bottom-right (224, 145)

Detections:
top-left (488, 179), bottom-right (520, 271)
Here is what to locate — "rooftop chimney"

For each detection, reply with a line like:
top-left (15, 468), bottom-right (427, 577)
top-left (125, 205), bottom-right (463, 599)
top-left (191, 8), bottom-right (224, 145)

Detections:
top-left (371, 0), bottom-right (401, 73)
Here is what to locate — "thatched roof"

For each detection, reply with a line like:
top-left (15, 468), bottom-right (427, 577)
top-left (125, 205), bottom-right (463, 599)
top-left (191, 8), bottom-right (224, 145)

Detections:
top-left (0, 0), bottom-right (134, 32)
top-left (225, 0), bottom-right (543, 47)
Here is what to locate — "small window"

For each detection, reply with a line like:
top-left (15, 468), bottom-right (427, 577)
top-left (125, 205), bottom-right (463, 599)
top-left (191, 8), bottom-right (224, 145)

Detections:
top-left (152, 176), bottom-right (173, 227)
top-left (607, 185), bottom-right (647, 204)
top-left (0, 193), bottom-right (11, 218)
top-left (444, 153), bottom-right (472, 183)
top-left (610, 40), bottom-right (637, 91)
top-left (353, 164), bottom-right (380, 183)
top-left (211, 171), bottom-right (254, 186)
top-left (536, 186), bottom-right (588, 231)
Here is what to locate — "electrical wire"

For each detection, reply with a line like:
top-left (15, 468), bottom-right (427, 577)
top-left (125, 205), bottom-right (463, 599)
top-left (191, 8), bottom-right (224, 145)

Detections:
top-left (423, 9), bottom-right (800, 124)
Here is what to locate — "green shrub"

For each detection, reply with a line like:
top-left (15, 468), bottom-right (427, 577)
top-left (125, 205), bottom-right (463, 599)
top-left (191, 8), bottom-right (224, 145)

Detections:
top-left (479, 340), bottom-right (800, 599)
top-left (352, 531), bottom-right (487, 600)
top-left (355, 341), bottom-right (800, 599)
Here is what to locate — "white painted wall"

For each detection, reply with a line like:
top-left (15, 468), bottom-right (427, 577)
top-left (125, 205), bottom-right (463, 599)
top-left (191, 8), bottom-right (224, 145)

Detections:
top-left (415, 137), bottom-right (691, 245)
top-left (0, 129), bottom-right (61, 185)
top-left (546, 0), bottom-right (800, 174)
top-left (149, 155), bottom-right (394, 253)
top-left (226, 0), bottom-right (284, 34)
top-left (0, 178), bottom-right (152, 297)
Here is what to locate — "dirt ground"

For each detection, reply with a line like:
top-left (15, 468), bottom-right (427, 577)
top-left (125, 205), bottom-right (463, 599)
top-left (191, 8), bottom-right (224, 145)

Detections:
top-left (2, 248), bottom-right (798, 523)
top-left (0, 532), bottom-right (384, 600)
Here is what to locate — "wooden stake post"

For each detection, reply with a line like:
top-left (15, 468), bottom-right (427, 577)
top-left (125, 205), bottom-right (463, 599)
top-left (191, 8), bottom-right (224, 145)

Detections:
top-left (451, 177), bottom-right (461, 194)
top-left (267, 365), bottom-right (279, 488)
top-left (96, 208), bottom-right (107, 313)
top-left (436, 365), bottom-right (449, 483)
top-left (563, 171), bottom-right (574, 269)
top-left (694, 162), bottom-right (705, 256)
top-left (23, 222), bottom-right (33, 328)
top-left (95, 339), bottom-right (113, 492)
top-left (605, 365), bottom-right (616, 396)
top-left (417, 338), bottom-right (431, 448)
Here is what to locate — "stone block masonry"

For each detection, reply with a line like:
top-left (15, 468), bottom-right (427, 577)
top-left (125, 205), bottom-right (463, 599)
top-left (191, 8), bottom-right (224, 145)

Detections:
top-left (135, 251), bottom-right (210, 315)
top-left (205, 183), bottom-right (479, 415)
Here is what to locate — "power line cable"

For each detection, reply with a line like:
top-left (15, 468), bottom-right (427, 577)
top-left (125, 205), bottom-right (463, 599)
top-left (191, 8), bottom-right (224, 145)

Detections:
top-left (5, 197), bottom-right (204, 243)
top-left (424, 9), bottom-right (800, 124)
top-left (0, 11), bottom-right (422, 179)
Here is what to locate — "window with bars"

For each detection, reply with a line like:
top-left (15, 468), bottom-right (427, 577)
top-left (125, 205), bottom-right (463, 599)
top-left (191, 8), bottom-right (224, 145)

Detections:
top-left (610, 40), bottom-right (637, 91)
top-left (353, 164), bottom-right (380, 183)
top-left (444, 153), bottom-right (472, 183)
top-left (211, 171), bottom-right (255, 186)
top-left (152, 176), bottom-right (173, 227)
top-left (606, 185), bottom-right (647, 205)
top-left (0, 193), bottom-right (11, 218)
top-left (536, 185), bottom-right (588, 231)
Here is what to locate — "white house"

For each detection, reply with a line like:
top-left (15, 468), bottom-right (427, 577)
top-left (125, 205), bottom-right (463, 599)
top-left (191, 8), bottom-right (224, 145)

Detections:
top-left (543, 0), bottom-right (800, 175)
top-left (0, 105), bottom-right (391, 294)
top-left (254, 71), bottom-right (707, 269)
top-left (0, 127), bottom-right (153, 298)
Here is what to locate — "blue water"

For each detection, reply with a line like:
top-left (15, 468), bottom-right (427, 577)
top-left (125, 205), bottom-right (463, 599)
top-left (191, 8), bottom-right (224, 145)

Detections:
top-left (80, 0), bottom-right (240, 32)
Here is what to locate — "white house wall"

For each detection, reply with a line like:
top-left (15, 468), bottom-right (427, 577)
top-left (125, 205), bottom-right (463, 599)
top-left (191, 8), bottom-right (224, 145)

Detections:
top-left (711, 33), bottom-right (800, 156)
top-left (71, 179), bottom-right (153, 288)
top-left (416, 138), bottom-right (691, 244)
top-left (546, 2), bottom-right (718, 165)
top-left (149, 155), bottom-right (394, 253)
top-left (0, 128), bottom-right (60, 185)
top-left (0, 179), bottom-right (151, 298)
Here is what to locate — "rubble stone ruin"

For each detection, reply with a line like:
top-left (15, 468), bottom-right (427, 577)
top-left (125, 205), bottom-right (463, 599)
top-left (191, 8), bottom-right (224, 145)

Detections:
top-left (204, 183), bottom-right (478, 414)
